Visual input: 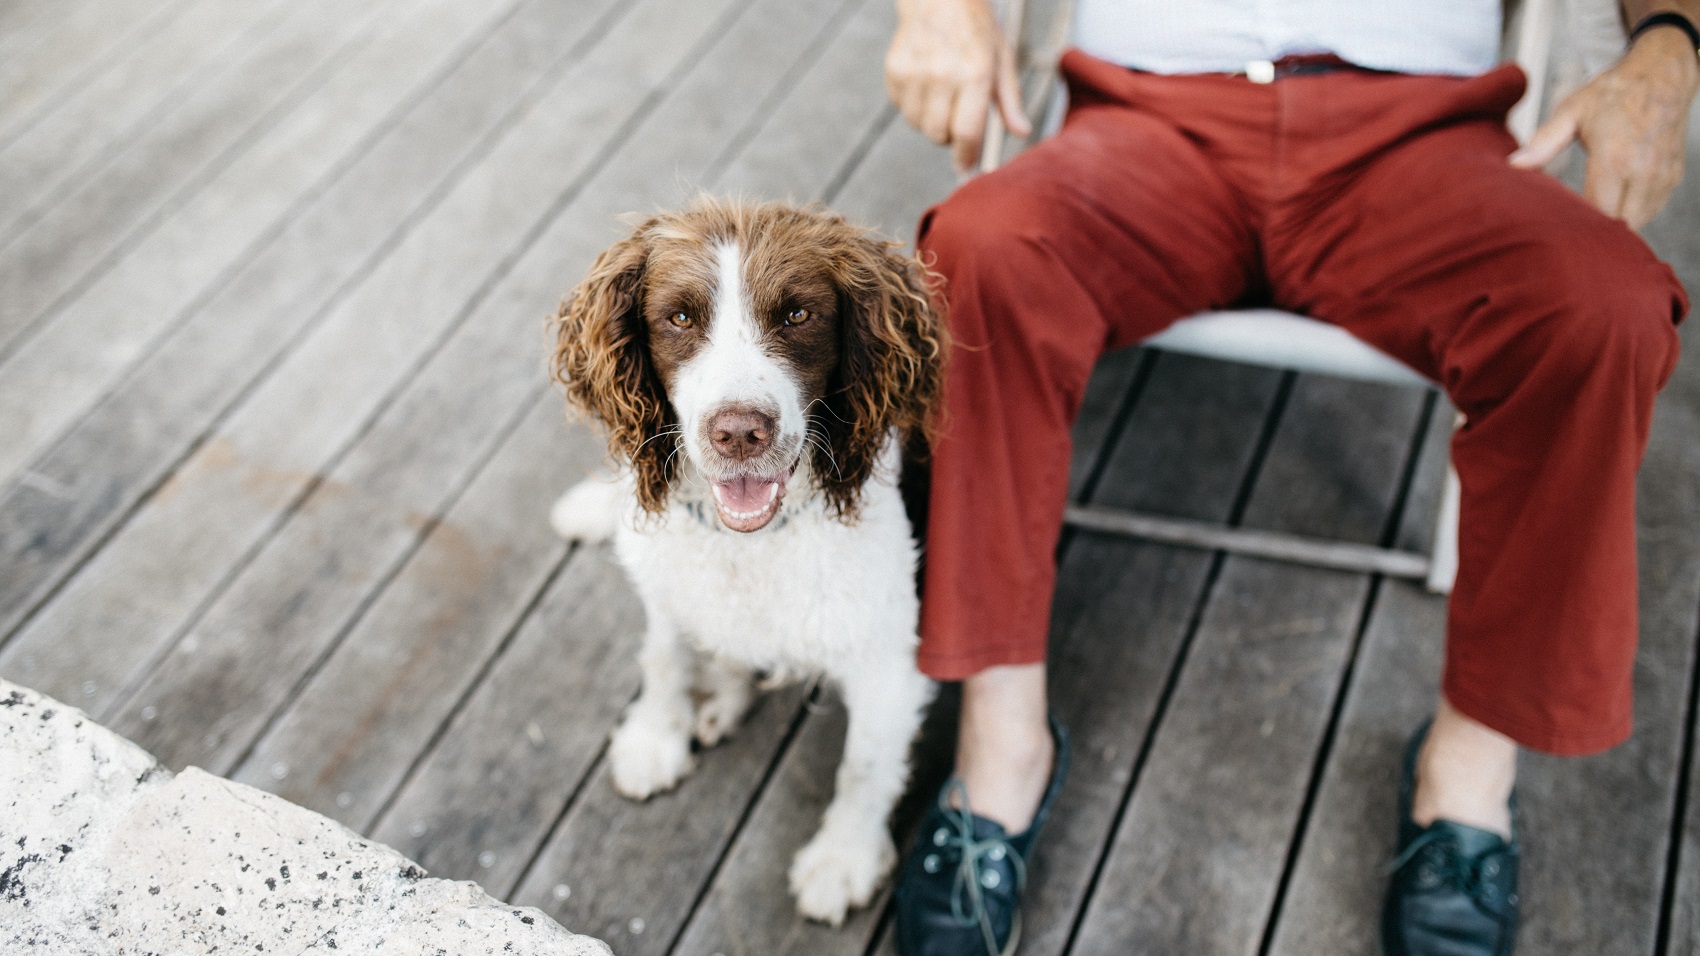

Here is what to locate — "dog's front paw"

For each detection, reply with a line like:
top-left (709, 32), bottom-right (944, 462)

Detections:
top-left (692, 668), bottom-right (753, 748)
top-left (608, 716), bottom-right (694, 800)
top-left (788, 826), bottom-right (896, 926)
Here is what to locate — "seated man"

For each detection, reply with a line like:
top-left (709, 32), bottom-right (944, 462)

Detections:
top-left (882, 1), bottom-right (1697, 953)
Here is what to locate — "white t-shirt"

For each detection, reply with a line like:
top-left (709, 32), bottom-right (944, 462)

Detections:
top-left (1073, 0), bottom-right (1504, 76)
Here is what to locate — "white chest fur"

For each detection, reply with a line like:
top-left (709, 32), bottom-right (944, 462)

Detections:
top-left (613, 476), bottom-right (920, 677)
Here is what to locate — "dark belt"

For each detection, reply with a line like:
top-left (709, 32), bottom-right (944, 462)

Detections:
top-left (1236, 53), bottom-right (1382, 83)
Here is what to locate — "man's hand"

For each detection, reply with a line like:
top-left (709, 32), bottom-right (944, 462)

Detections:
top-left (886, 0), bottom-right (1031, 174)
top-left (1510, 24), bottom-right (1700, 229)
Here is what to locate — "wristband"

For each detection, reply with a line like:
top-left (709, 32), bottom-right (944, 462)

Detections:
top-left (1629, 11), bottom-right (1700, 59)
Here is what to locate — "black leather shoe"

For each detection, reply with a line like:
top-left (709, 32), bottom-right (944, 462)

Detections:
top-left (895, 717), bottom-right (1070, 956)
top-left (1382, 722), bottom-right (1520, 956)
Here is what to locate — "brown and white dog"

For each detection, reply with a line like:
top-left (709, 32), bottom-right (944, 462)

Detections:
top-left (547, 199), bottom-right (943, 924)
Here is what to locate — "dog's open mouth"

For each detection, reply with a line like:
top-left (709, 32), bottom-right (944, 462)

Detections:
top-left (710, 470), bottom-right (789, 532)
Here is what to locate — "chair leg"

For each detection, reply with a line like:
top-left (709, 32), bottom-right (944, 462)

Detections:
top-left (1426, 459), bottom-right (1461, 594)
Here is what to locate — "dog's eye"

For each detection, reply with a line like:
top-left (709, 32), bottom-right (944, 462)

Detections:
top-left (783, 307), bottom-right (811, 327)
top-left (669, 311), bottom-right (694, 329)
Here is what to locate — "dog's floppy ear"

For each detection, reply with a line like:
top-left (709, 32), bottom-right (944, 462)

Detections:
top-left (550, 223), bottom-right (677, 512)
top-left (814, 227), bottom-right (947, 520)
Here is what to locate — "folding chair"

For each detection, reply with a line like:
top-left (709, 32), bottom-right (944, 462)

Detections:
top-left (978, 0), bottom-right (1564, 594)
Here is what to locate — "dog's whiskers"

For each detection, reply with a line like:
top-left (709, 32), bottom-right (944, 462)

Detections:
top-left (804, 427), bottom-right (843, 477)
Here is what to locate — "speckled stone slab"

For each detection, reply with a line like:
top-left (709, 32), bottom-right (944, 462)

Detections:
top-left (0, 680), bottom-right (610, 955)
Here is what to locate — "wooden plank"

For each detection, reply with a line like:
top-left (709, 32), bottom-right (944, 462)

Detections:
top-left (229, 0), bottom-right (895, 834)
top-left (223, 399), bottom-right (597, 827)
top-left (1654, 123), bottom-right (1700, 956)
top-left (0, 0), bottom-right (295, 244)
top-left (0, 0), bottom-right (181, 145)
top-left (669, 695), bottom-right (885, 956)
top-left (81, 0), bottom-right (757, 770)
top-left (1261, 403), bottom-right (1453, 956)
top-left (0, 0), bottom-right (397, 356)
top-left (1068, 374), bottom-right (1424, 955)
top-left (0, 0), bottom-right (624, 666)
top-left (513, 685), bottom-right (810, 952)
top-left (831, 114), bottom-right (957, 243)
top-left (1067, 347), bottom-right (1149, 502)
top-left (0, 0), bottom-right (525, 485)
top-left (698, 352), bottom-right (1287, 956)
top-left (0, 0), bottom-right (629, 697)
top-left (368, 544), bottom-right (646, 895)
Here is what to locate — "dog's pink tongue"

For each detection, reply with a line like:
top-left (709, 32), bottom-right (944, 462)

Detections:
top-left (711, 474), bottom-right (784, 532)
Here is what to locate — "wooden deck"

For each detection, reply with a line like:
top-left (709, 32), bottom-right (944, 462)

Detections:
top-left (2, 1), bottom-right (1699, 952)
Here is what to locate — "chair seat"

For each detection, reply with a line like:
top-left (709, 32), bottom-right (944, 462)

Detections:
top-left (1145, 310), bottom-right (1433, 389)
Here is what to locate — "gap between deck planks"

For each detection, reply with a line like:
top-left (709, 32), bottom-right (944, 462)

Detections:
top-left (228, 0), bottom-right (899, 847)
top-left (0, 0), bottom-right (403, 359)
top-left (0, 0), bottom-right (629, 700)
top-left (0, 0), bottom-right (532, 487)
top-left (0, 0), bottom-right (188, 147)
top-left (0, 0), bottom-right (632, 685)
top-left (92, 0), bottom-right (762, 771)
top-left (0, 0), bottom-right (299, 246)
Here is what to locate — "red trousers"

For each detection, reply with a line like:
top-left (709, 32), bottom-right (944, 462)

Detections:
top-left (915, 50), bottom-right (1687, 755)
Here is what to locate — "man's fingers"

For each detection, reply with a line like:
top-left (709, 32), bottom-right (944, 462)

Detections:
top-left (1509, 108), bottom-right (1578, 168)
top-left (995, 45), bottom-right (1030, 138)
top-left (1621, 179), bottom-right (1659, 229)
top-left (949, 77), bottom-right (992, 173)
top-left (919, 82), bottom-right (958, 146)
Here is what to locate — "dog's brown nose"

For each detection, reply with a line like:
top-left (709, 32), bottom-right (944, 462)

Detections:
top-left (709, 407), bottom-right (776, 461)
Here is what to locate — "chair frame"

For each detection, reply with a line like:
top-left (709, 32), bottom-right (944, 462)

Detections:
top-left (979, 0), bottom-right (1560, 594)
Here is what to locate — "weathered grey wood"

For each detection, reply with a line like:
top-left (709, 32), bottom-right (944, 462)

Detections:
top-left (1067, 347), bottom-right (1148, 502)
top-left (0, 0), bottom-right (535, 486)
top-left (0, 0), bottom-right (397, 357)
top-left (74, 0), bottom-right (843, 877)
top-left (368, 544), bottom-right (646, 893)
top-left (1064, 504), bottom-right (1433, 578)
top-left (225, 398), bottom-right (596, 826)
top-left (0, 0), bottom-right (182, 145)
top-left (1655, 119), bottom-right (1700, 956)
top-left (0, 0), bottom-right (627, 675)
top-left (0, 0), bottom-right (294, 245)
top-left (1069, 374), bottom-right (1424, 955)
top-left (1676, 705), bottom-right (1700, 955)
top-left (231, 0), bottom-right (895, 837)
top-left (513, 686), bottom-right (810, 952)
top-left (1263, 399), bottom-right (1453, 956)
top-left (670, 696), bottom-right (893, 956)
top-left (94, 0), bottom-right (768, 769)
top-left (831, 114), bottom-right (957, 243)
